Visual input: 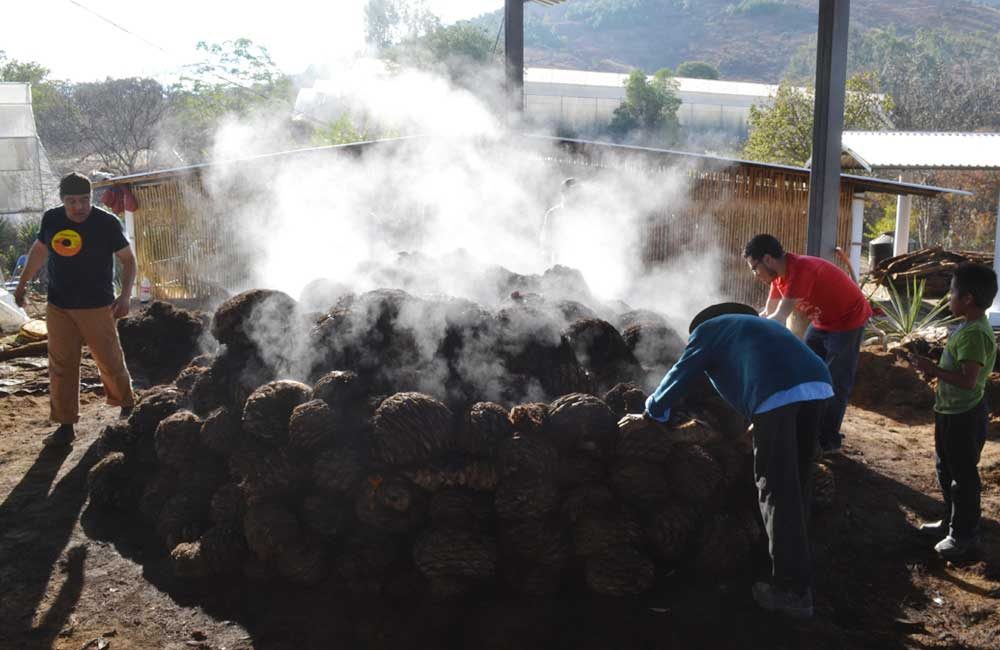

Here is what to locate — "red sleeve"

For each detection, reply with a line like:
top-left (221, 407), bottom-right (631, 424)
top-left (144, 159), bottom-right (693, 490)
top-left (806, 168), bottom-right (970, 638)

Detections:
top-left (768, 282), bottom-right (780, 301)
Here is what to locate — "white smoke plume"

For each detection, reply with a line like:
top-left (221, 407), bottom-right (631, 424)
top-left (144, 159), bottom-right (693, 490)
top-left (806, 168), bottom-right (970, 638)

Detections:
top-left (198, 56), bottom-right (727, 397)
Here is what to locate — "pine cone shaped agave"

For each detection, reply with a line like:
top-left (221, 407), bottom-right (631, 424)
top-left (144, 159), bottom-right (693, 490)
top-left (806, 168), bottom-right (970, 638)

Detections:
top-left (200, 407), bottom-right (240, 458)
top-left (170, 541), bottom-right (208, 579)
top-left (227, 446), bottom-right (291, 503)
top-left (497, 433), bottom-right (558, 478)
top-left (645, 504), bottom-right (698, 562)
top-left (311, 370), bottom-right (368, 429)
top-left (707, 440), bottom-right (752, 490)
top-left (556, 453), bottom-right (606, 489)
top-left (662, 444), bottom-right (724, 506)
top-left (572, 509), bottom-right (643, 558)
top-left (312, 448), bottom-right (366, 497)
top-left (334, 536), bottom-right (402, 597)
top-left (602, 382), bottom-right (647, 420)
top-left (138, 468), bottom-right (177, 523)
top-left (276, 537), bottom-right (329, 585)
top-left (584, 545), bottom-right (655, 597)
top-left (155, 410), bottom-right (203, 468)
top-left (355, 477), bottom-right (427, 533)
top-left (128, 385), bottom-right (185, 437)
top-left (98, 422), bottom-right (134, 454)
top-left (812, 462), bottom-right (836, 511)
top-left (609, 460), bottom-right (672, 509)
top-left (563, 318), bottom-right (643, 392)
top-left (209, 483), bottom-right (246, 526)
top-left (243, 500), bottom-right (301, 561)
top-left (157, 492), bottom-right (211, 550)
top-left (404, 458), bottom-right (499, 493)
top-left (460, 402), bottom-right (513, 457)
top-left (561, 483), bottom-right (616, 525)
top-left (211, 288), bottom-right (298, 351)
top-left (694, 510), bottom-right (763, 576)
top-left (242, 380), bottom-right (312, 444)
top-left (508, 402), bottom-right (549, 436)
top-left (414, 528), bottom-right (498, 580)
top-left (495, 472), bottom-right (559, 520)
top-left (299, 494), bottom-right (352, 537)
top-left (499, 518), bottom-right (569, 567)
top-left (429, 488), bottom-right (495, 531)
top-left (87, 452), bottom-right (135, 511)
top-left (614, 420), bottom-right (674, 464)
top-left (370, 392), bottom-right (455, 466)
top-left (200, 523), bottom-right (249, 575)
top-left (546, 393), bottom-right (617, 457)
top-left (288, 399), bottom-right (336, 453)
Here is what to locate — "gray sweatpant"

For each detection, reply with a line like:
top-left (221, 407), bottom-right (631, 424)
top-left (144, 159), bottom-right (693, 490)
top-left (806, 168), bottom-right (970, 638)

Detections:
top-left (751, 399), bottom-right (823, 592)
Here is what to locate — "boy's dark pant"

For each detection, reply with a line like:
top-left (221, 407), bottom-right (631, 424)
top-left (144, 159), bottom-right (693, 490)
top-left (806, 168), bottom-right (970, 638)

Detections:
top-left (751, 399), bottom-right (824, 592)
top-left (935, 399), bottom-right (988, 540)
top-left (804, 324), bottom-right (865, 451)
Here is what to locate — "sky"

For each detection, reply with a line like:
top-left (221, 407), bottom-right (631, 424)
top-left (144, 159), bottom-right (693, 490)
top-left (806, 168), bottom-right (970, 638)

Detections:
top-left (1, 0), bottom-right (506, 82)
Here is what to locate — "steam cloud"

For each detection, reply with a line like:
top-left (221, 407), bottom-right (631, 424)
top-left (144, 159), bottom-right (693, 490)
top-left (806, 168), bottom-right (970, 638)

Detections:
top-left (194, 55), bottom-right (726, 395)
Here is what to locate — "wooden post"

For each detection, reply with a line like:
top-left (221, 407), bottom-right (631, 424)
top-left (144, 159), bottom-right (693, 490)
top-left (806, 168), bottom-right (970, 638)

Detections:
top-left (805, 0), bottom-right (850, 262)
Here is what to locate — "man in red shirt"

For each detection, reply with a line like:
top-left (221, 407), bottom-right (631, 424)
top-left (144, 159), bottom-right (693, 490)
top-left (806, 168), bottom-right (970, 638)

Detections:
top-left (744, 234), bottom-right (872, 454)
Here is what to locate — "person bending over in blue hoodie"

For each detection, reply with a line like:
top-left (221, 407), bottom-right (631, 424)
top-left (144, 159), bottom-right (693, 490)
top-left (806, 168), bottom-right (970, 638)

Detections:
top-left (619, 302), bottom-right (833, 619)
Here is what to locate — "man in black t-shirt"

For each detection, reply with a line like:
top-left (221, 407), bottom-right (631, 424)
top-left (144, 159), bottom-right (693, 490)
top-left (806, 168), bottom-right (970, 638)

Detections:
top-left (14, 172), bottom-right (136, 446)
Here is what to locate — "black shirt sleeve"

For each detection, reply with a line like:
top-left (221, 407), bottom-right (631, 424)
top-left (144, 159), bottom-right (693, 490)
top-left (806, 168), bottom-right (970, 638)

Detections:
top-left (37, 210), bottom-right (52, 244)
top-left (108, 213), bottom-right (129, 253)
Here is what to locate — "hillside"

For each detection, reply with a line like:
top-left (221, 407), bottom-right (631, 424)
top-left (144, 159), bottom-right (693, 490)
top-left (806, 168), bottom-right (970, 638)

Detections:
top-left (469, 0), bottom-right (1000, 81)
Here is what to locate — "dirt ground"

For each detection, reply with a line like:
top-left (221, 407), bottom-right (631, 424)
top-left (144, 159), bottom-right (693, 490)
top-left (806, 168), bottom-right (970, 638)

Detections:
top-left (1, 386), bottom-right (998, 649)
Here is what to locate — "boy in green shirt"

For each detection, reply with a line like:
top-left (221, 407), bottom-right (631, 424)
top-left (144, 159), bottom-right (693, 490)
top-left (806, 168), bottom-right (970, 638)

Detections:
top-left (911, 263), bottom-right (998, 559)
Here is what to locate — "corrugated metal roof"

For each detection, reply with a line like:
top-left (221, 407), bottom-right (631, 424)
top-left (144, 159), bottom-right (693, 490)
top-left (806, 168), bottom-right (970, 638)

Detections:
top-left (525, 67), bottom-right (780, 98)
top-left (842, 131), bottom-right (1000, 170)
top-left (93, 135), bottom-right (970, 198)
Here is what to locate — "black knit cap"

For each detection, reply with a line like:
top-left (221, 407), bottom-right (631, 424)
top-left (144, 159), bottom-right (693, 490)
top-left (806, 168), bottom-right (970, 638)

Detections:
top-left (59, 172), bottom-right (92, 197)
top-left (688, 302), bottom-right (758, 334)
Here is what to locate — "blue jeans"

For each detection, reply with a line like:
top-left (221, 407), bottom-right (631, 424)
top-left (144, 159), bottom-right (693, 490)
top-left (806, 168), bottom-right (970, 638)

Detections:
top-left (804, 324), bottom-right (865, 450)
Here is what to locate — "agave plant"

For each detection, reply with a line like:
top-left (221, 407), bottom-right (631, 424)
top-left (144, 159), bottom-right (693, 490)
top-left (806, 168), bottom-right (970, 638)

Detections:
top-left (866, 277), bottom-right (957, 344)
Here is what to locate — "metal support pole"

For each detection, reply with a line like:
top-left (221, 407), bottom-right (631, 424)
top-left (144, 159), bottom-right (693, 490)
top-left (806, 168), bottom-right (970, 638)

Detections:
top-left (504, 0), bottom-right (524, 119)
top-left (850, 193), bottom-right (865, 279)
top-left (894, 188), bottom-right (912, 256)
top-left (805, 0), bottom-right (851, 261)
top-left (987, 190), bottom-right (1000, 326)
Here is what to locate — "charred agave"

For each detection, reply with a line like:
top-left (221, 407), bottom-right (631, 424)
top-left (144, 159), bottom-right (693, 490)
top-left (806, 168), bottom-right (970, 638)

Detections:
top-left (87, 452), bottom-right (136, 511)
top-left (546, 393), bottom-right (617, 457)
top-left (242, 380), bottom-right (312, 443)
top-left (288, 399), bottom-right (336, 452)
top-left (154, 410), bottom-right (202, 468)
top-left (211, 288), bottom-right (298, 352)
top-left (459, 402), bottom-right (513, 457)
top-left (355, 476), bottom-right (427, 533)
top-left (584, 545), bottom-right (655, 597)
top-left (370, 392), bottom-right (455, 466)
top-left (414, 528), bottom-right (498, 580)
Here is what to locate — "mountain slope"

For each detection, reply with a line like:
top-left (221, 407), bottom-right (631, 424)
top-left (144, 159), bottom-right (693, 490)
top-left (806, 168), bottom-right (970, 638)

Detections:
top-left (469, 0), bottom-right (1000, 81)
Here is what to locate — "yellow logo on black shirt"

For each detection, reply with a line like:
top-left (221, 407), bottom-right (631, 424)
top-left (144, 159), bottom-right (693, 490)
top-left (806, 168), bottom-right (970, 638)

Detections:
top-left (52, 229), bottom-right (82, 257)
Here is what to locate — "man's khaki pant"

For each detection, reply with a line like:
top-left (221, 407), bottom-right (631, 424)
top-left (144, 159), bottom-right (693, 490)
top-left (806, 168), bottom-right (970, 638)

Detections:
top-left (47, 303), bottom-right (134, 424)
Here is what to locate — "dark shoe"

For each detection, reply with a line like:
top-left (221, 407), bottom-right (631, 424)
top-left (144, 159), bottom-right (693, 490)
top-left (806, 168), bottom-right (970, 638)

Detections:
top-left (918, 520), bottom-right (948, 538)
top-left (935, 535), bottom-right (978, 560)
top-left (43, 424), bottom-right (75, 447)
top-left (752, 582), bottom-right (814, 619)
top-left (119, 405), bottom-right (134, 420)
top-left (821, 443), bottom-right (843, 457)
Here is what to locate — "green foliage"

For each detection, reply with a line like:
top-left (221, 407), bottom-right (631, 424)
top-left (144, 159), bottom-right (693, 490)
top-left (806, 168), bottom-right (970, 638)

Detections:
top-left (785, 27), bottom-right (1000, 131)
top-left (0, 217), bottom-right (40, 278)
top-left (166, 39), bottom-right (294, 164)
top-left (676, 61), bottom-right (719, 80)
top-left (607, 69), bottom-right (682, 146)
top-left (864, 203), bottom-right (897, 242)
top-left (364, 0), bottom-right (440, 50)
top-left (725, 1), bottom-right (787, 17)
top-left (385, 22), bottom-right (496, 89)
top-left (312, 114), bottom-right (383, 146)
top-left (742, 72), bottom-right (893, 166)
top-left (867, 277), bottom-right (957, 343)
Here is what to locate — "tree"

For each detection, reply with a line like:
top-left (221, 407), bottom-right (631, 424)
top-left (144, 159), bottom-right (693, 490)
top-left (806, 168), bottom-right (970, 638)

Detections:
top-left (676, 61), bottom-right (720, 80)
top-left (365, 0), bottom-right (440, 51)
top-left (67, 78), bottom-right (170, 175)
top-left (607, 69), bottom-right (682, 146)
top-left (742, 72), bottom-right (893, 166)
top-left (165, 39), bottom-right (294, 163)
top-left (385, 22), bottom-right (496, 90)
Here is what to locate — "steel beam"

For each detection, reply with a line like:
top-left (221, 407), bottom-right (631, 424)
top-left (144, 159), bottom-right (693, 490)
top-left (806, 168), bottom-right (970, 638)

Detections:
top-left (505, 0), bottom-right (525, 116)
top-left (805, 0), bottom-right (851, 260)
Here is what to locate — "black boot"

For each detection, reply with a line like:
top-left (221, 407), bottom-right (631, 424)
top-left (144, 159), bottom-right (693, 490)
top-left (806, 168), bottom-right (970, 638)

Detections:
top-left (43, 424), bottom-right (75, 447)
